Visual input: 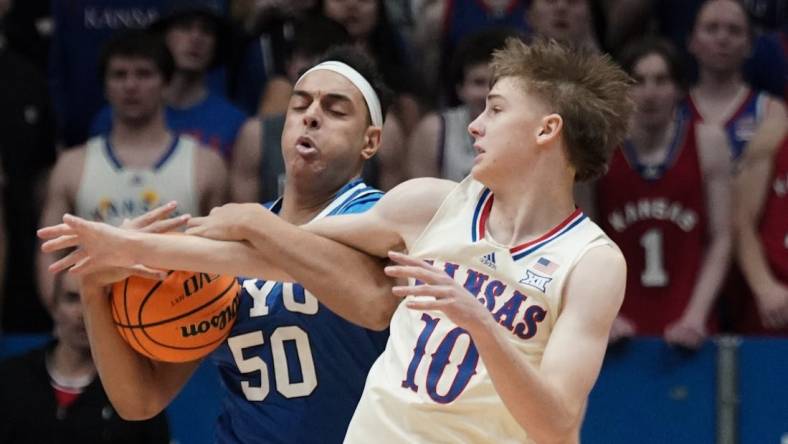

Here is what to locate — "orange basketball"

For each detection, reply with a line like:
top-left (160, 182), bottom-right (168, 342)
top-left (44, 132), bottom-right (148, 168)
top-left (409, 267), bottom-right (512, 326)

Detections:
top-left (111, 271), bottom-right (241, 363)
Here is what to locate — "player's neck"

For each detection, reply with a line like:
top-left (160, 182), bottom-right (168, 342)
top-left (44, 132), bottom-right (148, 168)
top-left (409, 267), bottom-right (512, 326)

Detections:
top-left (166, 71), bottom-right (208, 109)
top-left (696, 69), bottom-right (744, 97)
top-left (49, 343), bottom-right (95, 381)
top-left (110, 116), bottom-right (173, 167)
top-left (279, 182), bottom-right (345, 225)
top-left (629, 118), bottom-right (675, 159)
top-left (691, 80), bottom-right (749, 124)
top-left (485, 170), bottom-right (576, 247)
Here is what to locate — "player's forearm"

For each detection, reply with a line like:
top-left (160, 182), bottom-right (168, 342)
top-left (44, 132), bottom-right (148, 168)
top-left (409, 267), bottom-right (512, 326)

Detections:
top-left (125, 231), bottom-right (295, 282)
top-left (80, 284), bottom-right (192, 420)
top-left (737, 223), bottom-right (780, 296)
top-left (237, 218), bottom-right (398, 330)
top-left (686, 235), bottom-right (733, 321)
top-left (469, 320), bottom-right (579, 443)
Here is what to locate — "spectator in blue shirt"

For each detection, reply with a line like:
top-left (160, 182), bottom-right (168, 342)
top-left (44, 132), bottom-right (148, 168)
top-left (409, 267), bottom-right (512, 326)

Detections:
top-left (91, 0), bottom-right (246, 161)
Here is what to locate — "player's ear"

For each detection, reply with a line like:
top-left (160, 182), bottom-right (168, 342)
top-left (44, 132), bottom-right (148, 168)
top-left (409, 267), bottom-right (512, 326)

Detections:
top-left (361, 125), bottom-right (382, 160)
top-left (536, 113), bottom-right (563, 146)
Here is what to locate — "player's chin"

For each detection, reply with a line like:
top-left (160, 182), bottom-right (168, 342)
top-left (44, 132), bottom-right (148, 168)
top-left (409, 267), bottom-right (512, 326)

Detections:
top-left (469, 163), bottom-right (490, 183)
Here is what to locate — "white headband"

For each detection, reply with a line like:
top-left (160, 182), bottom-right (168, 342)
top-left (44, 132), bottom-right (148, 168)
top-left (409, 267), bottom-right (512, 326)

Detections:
top-left (296, 61), bottom-right (383, 128)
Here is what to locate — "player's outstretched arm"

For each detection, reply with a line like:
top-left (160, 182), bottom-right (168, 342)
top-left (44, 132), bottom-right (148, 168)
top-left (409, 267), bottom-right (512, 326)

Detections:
top-left (80, 273), bottom-right (200, 420)
top-left (40, 178), bottom-right (455, 330)
top-left (203, 177), bottom-right (457, 328)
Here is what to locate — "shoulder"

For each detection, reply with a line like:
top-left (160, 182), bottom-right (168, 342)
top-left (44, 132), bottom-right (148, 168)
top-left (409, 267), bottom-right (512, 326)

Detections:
top-left (414, 112), bottom-right (442, 134)
top-left (740, 114), bottom-right (788, 167)
top-left (563, 243), bottom-right (626, 317)
top-left (55, 144), bottom-right (89, 171)
top-left (379, 178), bottom-right (456, 209)
top-left (338, 183), bottom-right (385, 215)
top-left (761, 92), bottom-right (786, 119)
top-left (409, 113), bottom-right (442, 148)
top-left (193, 141), bottom-right (227, 167)
top-left (371, 178), bottom-right (458, 225)
top-left (235, 119), bottom-right (263, 149)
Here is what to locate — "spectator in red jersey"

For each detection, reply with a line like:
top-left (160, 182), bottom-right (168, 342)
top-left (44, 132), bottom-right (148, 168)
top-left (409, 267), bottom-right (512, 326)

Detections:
top-left (579, 38), bottom-right (732, 349)
top-left (685, 0), bottom-right (785, 162)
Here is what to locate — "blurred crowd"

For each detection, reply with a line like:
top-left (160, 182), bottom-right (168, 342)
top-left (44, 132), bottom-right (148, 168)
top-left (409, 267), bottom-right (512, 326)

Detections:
top-left (0, 0), bottom-right (786, 441)
top-left (0, 0), bottom-right (785, 404)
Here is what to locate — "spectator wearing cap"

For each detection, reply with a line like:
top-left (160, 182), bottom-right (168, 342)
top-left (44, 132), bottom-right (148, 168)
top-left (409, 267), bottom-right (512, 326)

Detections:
top-left (91, 0), bottom-right (247, 161)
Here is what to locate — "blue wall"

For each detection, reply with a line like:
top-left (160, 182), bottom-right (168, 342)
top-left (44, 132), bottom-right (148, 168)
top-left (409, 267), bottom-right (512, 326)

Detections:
top-left (3, 335), bottom-right (787, 443)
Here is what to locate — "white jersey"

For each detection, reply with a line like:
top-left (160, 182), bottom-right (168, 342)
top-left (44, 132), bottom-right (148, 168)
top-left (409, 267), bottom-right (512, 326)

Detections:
top-left (440, 106), bottom-right (476, 182)
top-left (345, 177), bottom-right (614, 443)
top-left (75, 135), bottom-right (200, 226)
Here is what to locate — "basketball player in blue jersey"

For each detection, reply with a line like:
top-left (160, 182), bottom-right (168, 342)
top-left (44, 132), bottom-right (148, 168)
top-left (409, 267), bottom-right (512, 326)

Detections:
top-left (40, 47), bottom-right (398, 444)
top-left (43, 39), bottom-right (634, 443)
top-left (37, 30), bottom-right (227, 312)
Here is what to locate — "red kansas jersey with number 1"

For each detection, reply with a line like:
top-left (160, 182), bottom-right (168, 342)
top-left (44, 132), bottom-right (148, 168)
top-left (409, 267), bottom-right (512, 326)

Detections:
top-left (596, 120), bottom-right (708, 335)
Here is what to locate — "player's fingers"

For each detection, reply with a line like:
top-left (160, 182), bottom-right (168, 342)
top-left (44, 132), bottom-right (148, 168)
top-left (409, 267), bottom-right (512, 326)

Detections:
top-left (761, 310), bottom-right (779, 329)
top-left (388, 251), bottom-right (438, 270)
top-left (761, 307), bottom-right (782, 329)
top-left (141, 214), bottom-right (190, 233)
top-left (63, 213), bottom-right (95, 233)
top-left (41, 235), bottom-right (81, 253)
top-left (49, 249), bottom-right (87, 273)
top-left (404, 298), bottom-right (451, 311)
top-left (127, 201), bottom-right (178, 229)
top-left (128, 264), bottom-right (168, 280)
top-left (185, 216), bottom-right (208, 228)
top-left (184, 225), bottom-right (207, 236)
top-left (392, 285), bottom-right (452, 299)
top-left (37, 223), bottom-right (76, 240)
top-left (384, 265), bottom-right (445, 284)
top-left (68, 255), bottom-right (94, 275)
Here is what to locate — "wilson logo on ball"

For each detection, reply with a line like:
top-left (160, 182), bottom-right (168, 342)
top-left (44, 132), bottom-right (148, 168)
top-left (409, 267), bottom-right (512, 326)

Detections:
top-left (180, 296), bottom-right (240, 338)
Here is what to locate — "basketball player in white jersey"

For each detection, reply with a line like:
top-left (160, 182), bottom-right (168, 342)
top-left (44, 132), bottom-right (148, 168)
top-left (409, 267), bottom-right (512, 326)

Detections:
top-left (41, 39), bottom-right (633, 443)
top-left (36, 30), bottom-right (227, 310)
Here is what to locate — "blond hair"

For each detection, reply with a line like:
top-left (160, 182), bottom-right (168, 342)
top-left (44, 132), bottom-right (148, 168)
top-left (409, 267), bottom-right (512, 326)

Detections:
top-left (490, 38), bottom-right (634, 181)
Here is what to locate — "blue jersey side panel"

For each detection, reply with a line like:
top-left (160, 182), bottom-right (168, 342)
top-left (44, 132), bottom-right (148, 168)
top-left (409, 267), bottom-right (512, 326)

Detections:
top-left (210, 179), bottom-right (387, 444)
top-left (723, 91), bottom-right (765, 161)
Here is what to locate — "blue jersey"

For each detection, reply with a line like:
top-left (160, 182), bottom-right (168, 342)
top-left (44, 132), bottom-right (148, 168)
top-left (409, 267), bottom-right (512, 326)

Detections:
top-left (91, 91), bottom-right (246, 160)
top-left (210, 178), bottom-right (388, 444)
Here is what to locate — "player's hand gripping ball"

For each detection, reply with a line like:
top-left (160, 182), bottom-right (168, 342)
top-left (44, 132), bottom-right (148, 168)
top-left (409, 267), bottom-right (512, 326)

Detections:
top-left (111, 271), bottom-right (240, 362)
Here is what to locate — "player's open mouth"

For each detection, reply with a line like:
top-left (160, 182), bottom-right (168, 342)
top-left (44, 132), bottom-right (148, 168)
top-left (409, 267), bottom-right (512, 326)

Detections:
top-left (296, 136), bottom-right (319, 156)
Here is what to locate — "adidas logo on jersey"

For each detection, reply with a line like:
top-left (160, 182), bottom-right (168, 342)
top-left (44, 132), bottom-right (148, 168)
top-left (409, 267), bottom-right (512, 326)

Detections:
top-left (479, 252), bottom-right (497, 269)
top-left (519, 270), bottom-right (552, 292)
